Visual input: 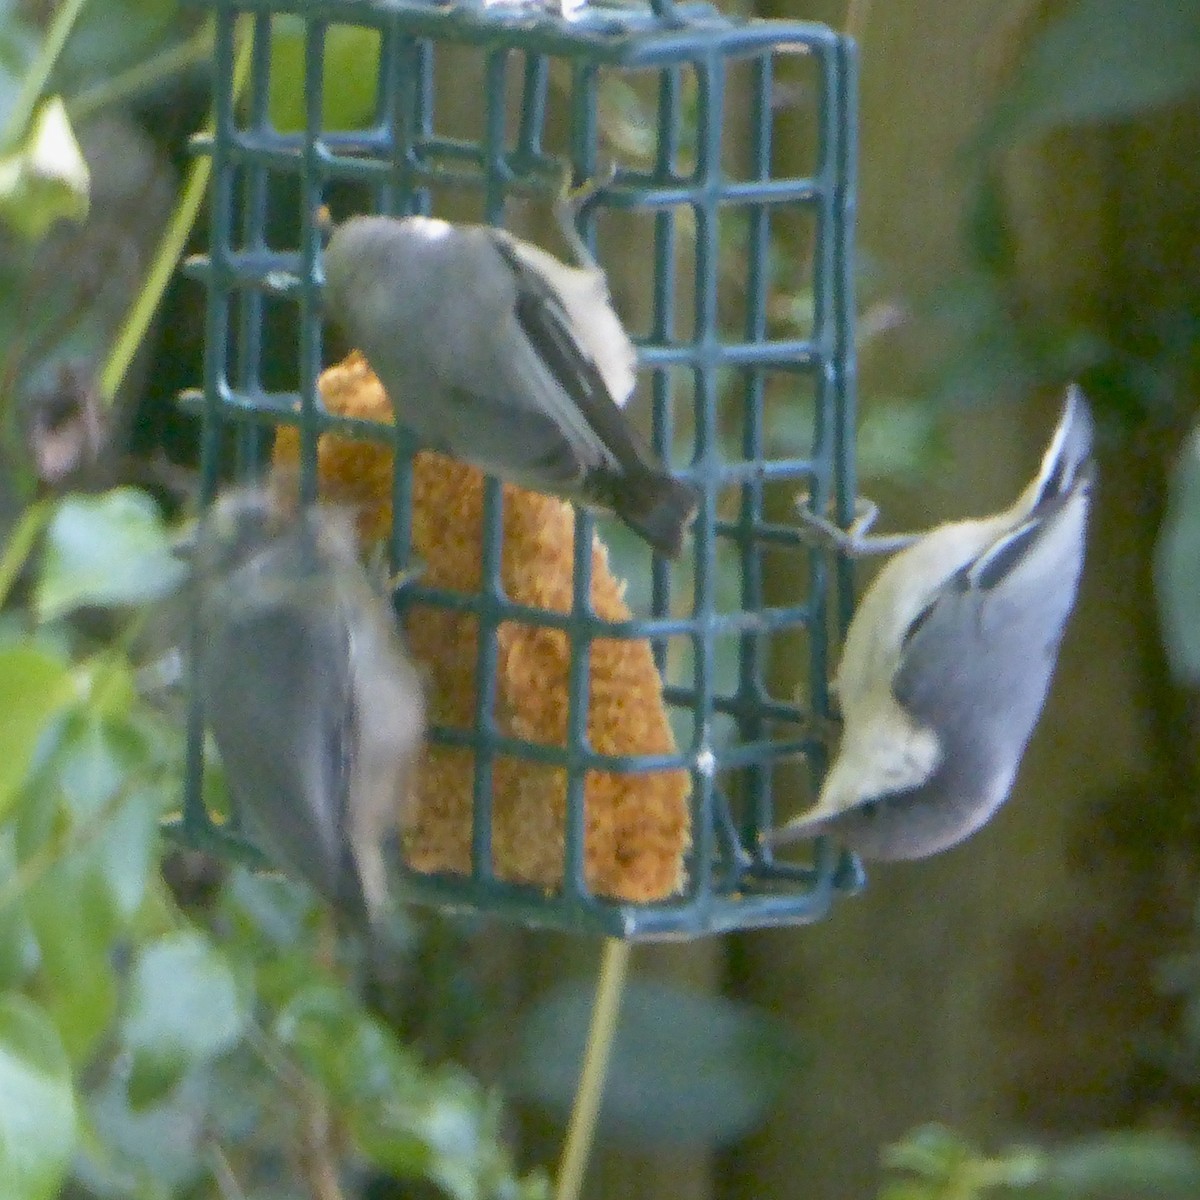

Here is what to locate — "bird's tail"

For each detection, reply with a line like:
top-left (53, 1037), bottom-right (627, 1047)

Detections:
top-left (1033, 384), bottom-right (1096, 507)
top-left (613, 471), bottom-right (699, 559)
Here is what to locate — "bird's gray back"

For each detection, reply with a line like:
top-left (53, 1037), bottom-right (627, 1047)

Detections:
top-left (834, 485), bottom-right (1090, 860)
top-left (198, 540), bottom-right (364, 914)
top-left (326, 218), bottom-right (584, 484)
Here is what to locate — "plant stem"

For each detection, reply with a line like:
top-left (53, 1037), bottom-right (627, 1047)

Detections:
top-left (67, 25), bottom-right (216, 124)
top-left (555, 938), bottom-right (631, 1200)
top-left (0, 500), bottom-right (51, 606)
top-left (99, 15), bottom-right (251, 406)
top-left (2, 0), bottom-right (91, 149)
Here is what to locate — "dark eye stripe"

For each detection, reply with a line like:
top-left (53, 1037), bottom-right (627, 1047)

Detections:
top-left (901, 599), bottom-right (937, 649)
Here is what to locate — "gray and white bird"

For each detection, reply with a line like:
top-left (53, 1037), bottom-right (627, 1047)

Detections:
top-left (185, 487), bottom-right (425, 923)
top-left (321, 186), bottom-right (698, 559)
top-left (770, 386), bottom-right (1095, 861)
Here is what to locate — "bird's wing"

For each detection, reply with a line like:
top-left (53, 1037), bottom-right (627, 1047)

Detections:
top-left (200, 587), bottom-right (365, 918)
top-left (487, 233), bottom-right (658, 480)
top-left (893, 488), bottom-right (1087, 744)
top-left (438, 383), bottom-right (588, 488)
top-left (342, 586), bottom-right (425, 919)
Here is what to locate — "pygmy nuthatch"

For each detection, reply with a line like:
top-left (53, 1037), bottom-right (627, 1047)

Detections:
top-left (186, 488), bottom-right (425, 922)
top-left (321, 184), bottom-right (699, 558)
top-left (770, 386), bottom-right (1095, 861)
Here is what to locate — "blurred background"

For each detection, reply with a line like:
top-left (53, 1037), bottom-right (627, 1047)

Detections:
top-left (2, 1), bottom-right (1200, 1198)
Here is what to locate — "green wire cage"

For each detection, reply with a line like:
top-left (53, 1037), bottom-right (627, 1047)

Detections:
top-left (181, 0), bottom-right (862, 938)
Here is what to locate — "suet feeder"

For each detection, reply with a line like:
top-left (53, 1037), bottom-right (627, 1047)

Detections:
top-left (181, 0), bottom-right (862, 938)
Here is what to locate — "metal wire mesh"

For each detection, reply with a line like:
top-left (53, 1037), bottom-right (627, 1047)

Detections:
top-left (181, 0), bottom-right (862, 938)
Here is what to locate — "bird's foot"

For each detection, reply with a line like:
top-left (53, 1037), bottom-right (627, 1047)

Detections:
top-left (794, 492), bottom-right (920, 557)
top-left (553, 160), bottom-right (617, 269)
top-left (364, 539), bottom-right (427, 596)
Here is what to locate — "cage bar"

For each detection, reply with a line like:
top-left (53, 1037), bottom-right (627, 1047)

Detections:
top-left (181, 0), bottom-right (863, 938)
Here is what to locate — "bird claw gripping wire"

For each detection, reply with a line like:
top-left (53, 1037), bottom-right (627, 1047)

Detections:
top-left (794, 492), bottom-right (921, 558)
top-left (553, 160), bottom-right (618, 270)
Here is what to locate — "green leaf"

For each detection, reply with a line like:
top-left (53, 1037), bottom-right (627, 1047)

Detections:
top-left (267, 18), bottom-right (380, 133)
top-left (0, 833), bottom-right (39, 990)
top-left (761, 391), bottom-right (945, 486)
top-left (19, 741), bottom-right (120, 1061)
top-left (34, 488), bottom-right (186, 622)
top-left (39, 964), bottom-right (116, 1067)
top-left (916, 273), bottom-right (1107, 411)
top-left (879, 1186), bottom-right (943, 1200)
top-left (17, 713), bottom-right (167, 1061)
top-left (0, 641), bottom-right (74, 820)
top-left (509, 979), bottom-right (808, 1147)
top-left (0, 97), bottom-right (89, 241)
top-left (855, 399), bottom-right (948, 487)
top-left (0, 19), bottom-right (38, 133)
top-left (275, 983), bottom-right (397, 1097)
top-left (218, 868), bottom-right (323, 1008)
top-left (884, 1126), bottom-right (1049, 1197)
top-left (77, 1069), bottom-right (209, 1198)
top-left (883, 1125), bottom-right (977, 1179)
top-left (977, 0), bottom-right (1200, 150)
top-left (1046, 1132), bottom-right (1200, 1197)
top-left (31, 713), bottom-right (165, 912)
top-left (53, 0), bottom-right (179, 89)
top-left (122, 932), bottom-right (245, 1105)
top-left (77, 652), bottom-right (138, 720)
top-left (597, 75), bottom-right (658, 161)
top-left (1156, 426), bottom-right (1200, 684)
top-left (0, 995), bottom-right (77, 1200)
top-left (963, 166), bottom-right (1018, 279)
top-left (276, 986), bottom-right (543, 1200)
top-left (223, 865), bottom-right (313, 950)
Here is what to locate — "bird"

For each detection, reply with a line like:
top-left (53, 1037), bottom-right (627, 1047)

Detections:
top-left (769, 386), bottom-right (1095, 861)
top-left (321, 176), bottom-right (698, 558)
top-left (184, 486), bottom-right (425, 922)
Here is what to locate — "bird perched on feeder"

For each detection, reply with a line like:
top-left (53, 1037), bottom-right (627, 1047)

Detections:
top-left (183, 486), bottom-right (425, 924)
top-left (770, 386), bottom-right (1095, 861)
top-left (320, 175), bottom-right (699, 559)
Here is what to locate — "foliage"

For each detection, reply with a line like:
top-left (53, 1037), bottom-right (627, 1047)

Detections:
top-left (5, 0), bottom-right (1200, 1195)
top-left (34, 489), bottom-right (185, 620)
top-left (909, 0), bottom-right (1200, 729)
top-left (925, 0), bottom-right (1200, 417)
top-left (0, 483), bottom-right (550, 1200)
top-left (267, 17), bottom-right (380, 133)
top-left (0, 95), bottom-right (87, 240)
top-left (879, 5), bottom-right (1200, 1197)
top-left (974, 0), bottom-right (1200, 151)
top-left (882, 1125), bottom-right (1200, 1200)
top-left (0, 7), bottom-right (549, 1197)
top-left (0, 5), bottom-right (833, 1197)
top-left (1156, 427), bottom-right (1200, 683)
